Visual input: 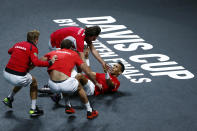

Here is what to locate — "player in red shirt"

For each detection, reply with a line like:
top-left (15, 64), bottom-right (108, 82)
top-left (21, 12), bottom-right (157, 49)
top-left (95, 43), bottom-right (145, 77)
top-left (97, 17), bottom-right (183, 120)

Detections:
top-left (76, 62), bottom-right (124, 96)
top-left (42, 39), bottom-right (102, 119)
top-left (49, 26), bottom-right (108, 69)
top-left (2, 30), bottom-right (57, 117)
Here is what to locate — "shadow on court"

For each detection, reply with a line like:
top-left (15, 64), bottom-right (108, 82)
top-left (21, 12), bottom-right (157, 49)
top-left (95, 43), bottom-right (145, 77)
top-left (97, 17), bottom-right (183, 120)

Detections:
top-left (3, 111), bottom-right (42, 131)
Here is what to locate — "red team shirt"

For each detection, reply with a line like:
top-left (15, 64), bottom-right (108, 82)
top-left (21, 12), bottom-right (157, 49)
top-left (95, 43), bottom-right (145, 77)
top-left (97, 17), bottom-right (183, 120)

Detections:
top-left (6, 41), bottom-right (49, 74)
top-left (93, 73), bottom-right (120, 96)
top-left (50, 27), bottom-right (85, 52)
top-left (44, 49), bottom-right (83, 77)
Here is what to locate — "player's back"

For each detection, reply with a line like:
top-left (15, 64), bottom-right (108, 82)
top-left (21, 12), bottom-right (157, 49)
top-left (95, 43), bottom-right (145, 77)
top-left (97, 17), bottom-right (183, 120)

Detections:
top-left (50, 27), bottom-right (85, 49)
top-left (46, 49), bottom-right (83, 77)
top-left (6, 41), bottom-right (34, 72)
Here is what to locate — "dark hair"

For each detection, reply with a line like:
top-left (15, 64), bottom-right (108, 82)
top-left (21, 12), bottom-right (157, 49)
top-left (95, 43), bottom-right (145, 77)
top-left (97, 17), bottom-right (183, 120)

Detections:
top-left (60, 39), bottom-right (73, 49)
top-left (27, 30), bottom-right (40, 43)
top-left (85, 26), bottom-right (101, 37)
top-left (118, 62), bottom-right (125, 73)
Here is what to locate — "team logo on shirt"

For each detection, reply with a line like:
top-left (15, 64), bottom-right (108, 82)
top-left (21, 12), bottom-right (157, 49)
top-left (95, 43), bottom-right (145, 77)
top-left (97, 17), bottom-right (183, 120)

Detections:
top-left (34, 52), bottom-right (38, 57)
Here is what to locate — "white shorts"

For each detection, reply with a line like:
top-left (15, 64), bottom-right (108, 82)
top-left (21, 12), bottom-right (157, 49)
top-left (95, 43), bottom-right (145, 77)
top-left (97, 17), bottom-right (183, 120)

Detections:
top-left (71, 69), bottom-right (78, 78)
top-left (84, 80), bottom-right (95, 96)
top-left (3, 70), bottom-right (32, 87)
top-left (48, 77), bottom-right (78, 94)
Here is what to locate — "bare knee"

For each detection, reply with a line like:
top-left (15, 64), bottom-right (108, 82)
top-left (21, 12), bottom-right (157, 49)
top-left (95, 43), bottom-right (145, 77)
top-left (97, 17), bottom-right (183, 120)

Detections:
top-left (30, 76), bottom-right (37, 90)
top-left (75, 74), bottom-right (88, 86)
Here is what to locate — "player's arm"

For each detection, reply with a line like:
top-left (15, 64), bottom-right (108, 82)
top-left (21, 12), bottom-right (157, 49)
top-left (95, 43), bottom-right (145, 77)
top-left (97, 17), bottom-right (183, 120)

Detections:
top-left (30, 48), bottom-right (56, 67)
top-left (76, 52), bottom-right (86, 73)
top-left (103, 66), bottom-right (117, 89)
top-left (79, 61), bottom-right (102, 89)
top-left (89, 43), bottom-right (106, 67)
top-left (75, 50), bottom-right (102, 89)
top-left (80, 63), bottom-right (96, 83)
top-left (78, 52), bottom-right (86, 63)
top-left (104, 68), bottom-right (115, 89)
top-left (40, 56), bottom-right (48, 61)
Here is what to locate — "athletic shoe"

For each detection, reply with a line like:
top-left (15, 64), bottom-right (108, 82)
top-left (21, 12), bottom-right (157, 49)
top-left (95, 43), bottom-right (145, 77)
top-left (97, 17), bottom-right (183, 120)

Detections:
top-left (38, 85), bottom-right (52, 94)
top-left (29, 106), bottom-right (44, 117)
top-left (87, 110), bottom-right (98, 119)
top-left (2, 97), bottom-right (13, 108)
top-left (50, 94), bottom-right (61, 104)
top-left (65, 105), bottom-right (75, 114)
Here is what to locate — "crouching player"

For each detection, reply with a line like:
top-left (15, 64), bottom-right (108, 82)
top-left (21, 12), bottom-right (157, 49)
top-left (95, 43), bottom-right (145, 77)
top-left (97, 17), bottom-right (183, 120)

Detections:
top-left (41, 39), bottom-right (102, 119)
top-left (2, 30), bottom-right (57, 117)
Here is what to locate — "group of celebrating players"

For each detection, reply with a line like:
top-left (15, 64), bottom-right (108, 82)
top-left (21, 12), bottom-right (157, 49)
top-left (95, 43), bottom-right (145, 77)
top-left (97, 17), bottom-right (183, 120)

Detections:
top-left (2, 26), bottom-right (125, 119)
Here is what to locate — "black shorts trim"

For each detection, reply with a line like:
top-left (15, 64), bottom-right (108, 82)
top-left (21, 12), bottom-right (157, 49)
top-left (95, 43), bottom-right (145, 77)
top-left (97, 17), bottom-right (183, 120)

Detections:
top-left (5, 67), bottom-right (27, 76)
top-left (52, 79), bottom-right (67, 83)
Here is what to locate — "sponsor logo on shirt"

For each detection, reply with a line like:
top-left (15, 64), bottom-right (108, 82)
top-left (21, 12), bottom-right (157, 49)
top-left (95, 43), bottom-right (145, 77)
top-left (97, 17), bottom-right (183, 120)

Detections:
top-left (56, 50), bottom-right (71, 55)
top-left (15, 46), bottom-right (26, 51)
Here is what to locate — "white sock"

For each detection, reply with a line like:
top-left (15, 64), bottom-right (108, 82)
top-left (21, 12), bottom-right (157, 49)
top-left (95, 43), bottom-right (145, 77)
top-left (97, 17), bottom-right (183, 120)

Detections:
top-left (85, 59), bottom-right (90, 66)
top-left (8, 92), bottom-right (15, 100)
top-left (31, 99), bottom-right (37, 110)
top-left (64, 96), bottom-right (71, 107)
top-left (84, 101), bottom-right (92, 112)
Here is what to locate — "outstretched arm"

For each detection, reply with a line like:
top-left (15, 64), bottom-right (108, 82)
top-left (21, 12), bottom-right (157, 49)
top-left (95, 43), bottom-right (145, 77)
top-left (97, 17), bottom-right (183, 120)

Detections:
top-left (80, 63), bottom-right (102, 90)
top-left (89, 43), bottom-right (106, 67)
top-left (103, 67), bottom-right (115, 89)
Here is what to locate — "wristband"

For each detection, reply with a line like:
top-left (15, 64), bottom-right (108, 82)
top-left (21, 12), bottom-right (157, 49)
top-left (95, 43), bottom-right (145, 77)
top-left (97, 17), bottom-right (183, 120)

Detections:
top-left (48, 60), bottom-right (53, 66)
top-left (105, 72), bottom-right (110, 79)
top-left (86, 59), bottom-right (90, 66)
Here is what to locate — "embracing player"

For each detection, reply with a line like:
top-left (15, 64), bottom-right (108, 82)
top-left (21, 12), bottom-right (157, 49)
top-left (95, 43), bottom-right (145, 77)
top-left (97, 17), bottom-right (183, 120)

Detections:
top-left (41, 39), bottom-right (102, 119)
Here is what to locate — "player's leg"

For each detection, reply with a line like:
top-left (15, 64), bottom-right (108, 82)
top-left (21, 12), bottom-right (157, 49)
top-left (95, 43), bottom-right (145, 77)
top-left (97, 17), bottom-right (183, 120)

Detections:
top-left (29, 75), bottom-right (44, 117)
top-left (75, 73), bottom-right (95, 96)
top-left (3, 86), bottom-right (22, 108)
top-left (57, 77), bottom-right (98, 119)
top-left (77, 82), bottom-right (98, 119)
top-left (62, 93), bottom-right (75, 114)
top-left (2, 70), bottom-right (27, 108)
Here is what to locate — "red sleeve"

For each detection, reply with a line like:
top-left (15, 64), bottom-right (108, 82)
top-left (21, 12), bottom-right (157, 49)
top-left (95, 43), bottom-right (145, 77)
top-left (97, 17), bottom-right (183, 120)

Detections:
top-left (111, 80), bottom-right (120, 92)
top-left (30, 47), bottom-right (49, 67)
top-left (44, 52), bottom-right (51, 61)
top-left (74, 53), bottom-right (83, 66)
top-left (76, 38), bottom-right (84, 52)
top-left (8, 47), bottom-right (14, 54)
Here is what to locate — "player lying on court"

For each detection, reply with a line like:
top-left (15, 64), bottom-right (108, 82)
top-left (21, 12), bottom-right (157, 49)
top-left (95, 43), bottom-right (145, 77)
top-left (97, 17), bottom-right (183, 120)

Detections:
top-left (51, 62), bottom-right (125, 107)
top-left (40, 39), bottom-right (102, 119)
top-left (2, 30), bottom-right (57, 117)
top-left (79, 62), bottom-right (125, 96)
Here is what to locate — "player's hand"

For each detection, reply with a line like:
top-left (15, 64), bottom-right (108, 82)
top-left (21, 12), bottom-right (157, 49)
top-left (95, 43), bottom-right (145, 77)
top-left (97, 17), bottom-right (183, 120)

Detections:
top-left (51, 55), bottom-right (58, 63)
top-left (95, 82), bottom-right (102, 90)
top-left (103, 63), bottom-right (112, 73)
top-left (103, 64), bottom-right (108, 73)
